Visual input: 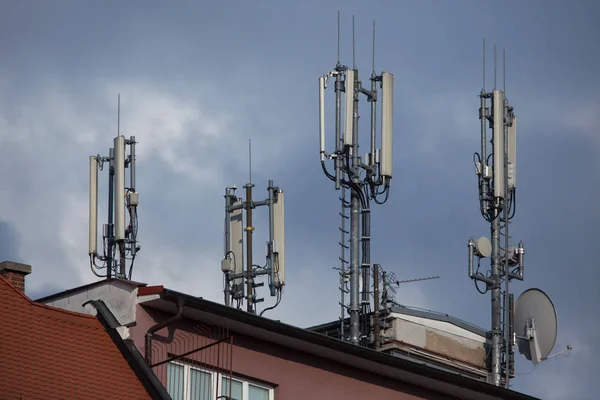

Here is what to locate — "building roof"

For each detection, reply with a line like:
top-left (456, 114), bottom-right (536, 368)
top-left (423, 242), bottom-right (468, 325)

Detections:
top-left (0, 276), bottom-right (165, 400)
top-left (307, 304), bottom-right (489, 338)
top-left (139, 285), bottom-right (540, 400)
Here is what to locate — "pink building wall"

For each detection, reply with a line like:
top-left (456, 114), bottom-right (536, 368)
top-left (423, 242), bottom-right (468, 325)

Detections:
top-left (131, 305), bottom-right (457, 400)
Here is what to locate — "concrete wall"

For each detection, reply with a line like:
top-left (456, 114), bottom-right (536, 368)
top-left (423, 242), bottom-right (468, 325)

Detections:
top-left (39, 280), bottom-right (139, 339)
top-left (132, 305), bottom-right (459, 400)
top-left (383, 312), bottom-right (488, 370)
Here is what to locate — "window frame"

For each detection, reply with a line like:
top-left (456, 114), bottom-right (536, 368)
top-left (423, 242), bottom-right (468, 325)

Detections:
top-left (167, 360), bottom-right (274, 400)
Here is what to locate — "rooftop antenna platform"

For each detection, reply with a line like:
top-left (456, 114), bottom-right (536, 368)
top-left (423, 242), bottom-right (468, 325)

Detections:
top-left (514, 288), bottom-right (558, 364)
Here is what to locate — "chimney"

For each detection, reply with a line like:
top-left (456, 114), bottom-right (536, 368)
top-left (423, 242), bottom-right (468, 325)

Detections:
top-left (0, 261), bottom-right (32, 293)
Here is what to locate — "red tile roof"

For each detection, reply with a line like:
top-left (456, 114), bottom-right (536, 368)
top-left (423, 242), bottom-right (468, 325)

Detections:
top-left (0, 276), bottom-right (152, 400)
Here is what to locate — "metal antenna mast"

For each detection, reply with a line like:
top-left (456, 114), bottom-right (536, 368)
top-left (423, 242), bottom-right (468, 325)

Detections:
top-left (222, 139), bottom-right (286, 316)
top-left (319, 13), bottom-right (394, 346)
top-left (89, 94), bottom-right (140, 280)
top-left (467, 41), bottom-right (524, 387)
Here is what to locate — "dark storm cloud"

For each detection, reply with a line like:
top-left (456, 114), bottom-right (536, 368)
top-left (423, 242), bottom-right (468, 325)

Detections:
top-left (0, 1), bottom-right (598, 398)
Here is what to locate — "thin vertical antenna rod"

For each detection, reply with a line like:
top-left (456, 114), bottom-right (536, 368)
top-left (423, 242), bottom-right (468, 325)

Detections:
top-left (483, 39), bottom-right (486, 91)
top-left (352, 15), bottom-right (356, 69)
top-left (372, 20), bottom-right (376, 73)
top-left (503, 49), bottom-right (506, 95)
top-left (337, 10), bottom-right (341, 64)
top-left (249, 138), bottom-right (252, 185)
top-left (494, 45), bottom-right (497, 90)
top-left (118, 94), bottom-right (121, 136)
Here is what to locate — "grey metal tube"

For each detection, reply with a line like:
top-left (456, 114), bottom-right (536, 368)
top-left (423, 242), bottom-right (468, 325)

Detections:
top-left (503, 99), bottom-right (511, 388)
top-left (129, 136), bottom-right (136, 191)
top-left (224, 188), bottom-right (232, 307)
top-left (373, 264), bottom-right (380, 350)
top-left (129, 136), bottom-right (137, 259)
top-left (490, 213), bottom-right (502, 386)
top-left (468, 238), bottom-right (475, 277)
top-left (335, 73), bottom-right (342, 190)
top-left (349, 69), bottom-right (361, 345)
top-left (107, 148), bottom-right (115, 278)
top-left (268, 180), bottom-right (276, 296)
top-left (245, 184), bottom-right (254, 314)
top-left (145, 297), bottom-right (184, 365)
top-left (370, 74), bottom-right (377, 165)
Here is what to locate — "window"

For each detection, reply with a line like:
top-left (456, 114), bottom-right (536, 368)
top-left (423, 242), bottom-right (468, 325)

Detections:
top-left (221, 376), bottom-right (271, 400)
top-left (166, 361), bottom-right (274, 400)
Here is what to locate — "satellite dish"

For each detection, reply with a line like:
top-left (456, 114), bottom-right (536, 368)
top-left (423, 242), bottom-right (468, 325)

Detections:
top-left (514, 288), bottom-right (558, 364)
top-left (474, 236), bottom-right (492, 258)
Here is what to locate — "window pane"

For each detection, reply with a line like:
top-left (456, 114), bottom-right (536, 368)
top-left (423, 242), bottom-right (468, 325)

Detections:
top-left (249, 384), bottom-right (269, 400)
top-left (221, 377), bottom-right (243, 400)
top-left (189, 369), bottom-right (212, 400)
top-left (167, 363), bottom-right (184, 400)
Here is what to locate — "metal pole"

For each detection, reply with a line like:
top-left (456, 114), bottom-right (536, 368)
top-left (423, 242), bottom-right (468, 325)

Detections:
top-left (503, 97), bottom-right (511, 388)
top-left (107, 148), bottom-right (115, 278)
top-left (370, 74), bottom-right (377, 165)
top-left (129, 136), bottom-right (136, 259)
top-left (335, 69), bottom-right (343, 189)
top-left (268, 180), bottom-right (276, 296)
top-left (245, 183), bottom-right (254, 314)
top-left (490, 212), bottom-right (502, 386)
top-left (373, 264), bottom-right (380, 350)
top-left (349, 69), bottom-right (361, 345)
top-left (224, 188), bottom-right (232, 307)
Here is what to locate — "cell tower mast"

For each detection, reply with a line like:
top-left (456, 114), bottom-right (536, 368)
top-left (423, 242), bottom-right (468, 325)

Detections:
top-left (89, 94), bottom-right (140, 280)
top-left (319, 13), bottom-right (394, 345)
top-left (221, 139), bottom-right (286, 316)
top-left (466, 42), bottom-right (524, 387)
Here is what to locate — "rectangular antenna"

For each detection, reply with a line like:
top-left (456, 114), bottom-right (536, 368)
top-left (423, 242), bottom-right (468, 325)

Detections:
top-left (508, 115), bottom-right (517, 189)
top-left (344, 69), bottom-right (355, 146)
top-left (381, 72), bottom-right (394, 181)
top-left (319, 76), bottom-right (326, 159)
top-left (273, 190), bottom-right (285, 286)
top-left (492, 89), bottom-right (505, 198)
top-left (114, 135), bottom-right (126, 241)
top-left (230, 200), bottom-right (244, 293)
top-left (89, 156), bottom-right (98, 255)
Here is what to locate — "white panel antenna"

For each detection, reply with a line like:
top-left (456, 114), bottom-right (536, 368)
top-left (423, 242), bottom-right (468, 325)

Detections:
top-left (319, 76), bottom-right (326, 160)
top-left (273, 190), bottom-right (285, 286)
top-left (88, 156), bottom-right (98, 255)
top-left (492, 89), bottom-right (505, 199)
top-left (230, 199), bottom-right (244, 291)
top-left (508, 115), bottom-right (517, 189)
top-left (114, 135), bottom-right (126, 241)
top-left (381, 72), bottom-right (394, 181)
top-left (344, 69), bottom-right (355, 146)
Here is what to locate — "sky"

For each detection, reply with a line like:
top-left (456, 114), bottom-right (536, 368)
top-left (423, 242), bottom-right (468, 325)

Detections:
top-left (1, 0), bottom-right (598, 398)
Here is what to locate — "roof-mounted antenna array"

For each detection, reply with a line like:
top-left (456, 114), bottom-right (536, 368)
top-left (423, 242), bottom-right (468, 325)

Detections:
top-left (465, 42), bottom-right (566, 388)
top-left (89, 94), bottom-right (140, 280)
top-left (319, 12), bottom-right (394, 347)
top-left (222, 139), bottom-right (285, 316)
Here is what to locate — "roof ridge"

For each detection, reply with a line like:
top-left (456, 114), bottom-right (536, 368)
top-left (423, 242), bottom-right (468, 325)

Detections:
top-left (0, 275), bottom-right (99, 321)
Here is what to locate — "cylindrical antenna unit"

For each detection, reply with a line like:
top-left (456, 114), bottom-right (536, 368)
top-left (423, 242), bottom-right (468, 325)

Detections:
top-left (381, 72), bottom-right (394, 181)
top-left (492, 89), bottom-right (505, 199)
top-left (319, 76), bottom-right (326, 159)
top-left (114, 135), bottom-right (126, 241)
top-left (89, 156), bottom-right (98, 255)
top-left (344, 69), bottom-right (355, 146)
